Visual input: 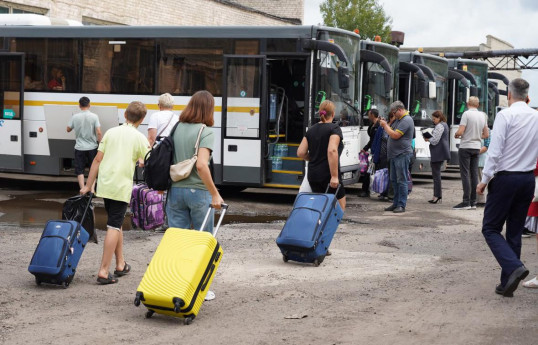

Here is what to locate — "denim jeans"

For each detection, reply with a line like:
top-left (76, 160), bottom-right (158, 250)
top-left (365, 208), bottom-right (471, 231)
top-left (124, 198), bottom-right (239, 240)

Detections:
top-left (166, 187), bottom-right (214, 233)
top-left (389, 153), bottom-right (412, 208)
top-left (459, 148), bottom-right (480, 205)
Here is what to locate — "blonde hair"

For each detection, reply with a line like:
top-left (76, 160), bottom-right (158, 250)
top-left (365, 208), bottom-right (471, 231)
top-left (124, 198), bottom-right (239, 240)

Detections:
top-left (158, 93), bottom-right (174, 109)
top-left (319, 100), bottom-right (335, 121)
top-left (468, 96), bottom-right (479, 108)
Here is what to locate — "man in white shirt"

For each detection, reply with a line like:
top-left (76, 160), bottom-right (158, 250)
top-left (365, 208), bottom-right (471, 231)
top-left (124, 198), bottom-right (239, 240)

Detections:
top-left (147, 93), bottom-right (179, 147)
top-left (453, 96), bottom-right (489, 210)
top-left (477, 78), bottom-right (538, 297)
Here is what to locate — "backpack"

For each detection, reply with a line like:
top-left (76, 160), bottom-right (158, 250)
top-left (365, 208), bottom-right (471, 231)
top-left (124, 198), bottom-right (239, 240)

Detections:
top-left (143, 122), bottom-right (180, 191)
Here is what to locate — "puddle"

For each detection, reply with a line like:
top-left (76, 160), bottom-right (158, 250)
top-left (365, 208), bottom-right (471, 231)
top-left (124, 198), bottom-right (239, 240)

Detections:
top-left (0, 194), bottom-right (287, 230)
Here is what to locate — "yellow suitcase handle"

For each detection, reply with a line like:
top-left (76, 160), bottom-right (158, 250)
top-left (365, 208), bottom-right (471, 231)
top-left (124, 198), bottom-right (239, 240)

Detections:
top-left (200, 203), bottom-right (228, 237)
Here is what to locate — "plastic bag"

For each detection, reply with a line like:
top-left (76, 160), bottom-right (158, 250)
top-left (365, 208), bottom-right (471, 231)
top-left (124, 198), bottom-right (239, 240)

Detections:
top-left (62, 194), bottom-right (97, 244)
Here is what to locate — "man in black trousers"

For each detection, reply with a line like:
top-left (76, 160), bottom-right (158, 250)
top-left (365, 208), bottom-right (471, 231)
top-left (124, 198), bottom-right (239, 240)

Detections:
top-left (477, 78), bottom-right (538, 297)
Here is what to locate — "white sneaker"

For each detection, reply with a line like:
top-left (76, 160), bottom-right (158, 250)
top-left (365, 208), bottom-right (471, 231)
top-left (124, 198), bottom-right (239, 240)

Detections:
top-left (204, 290), bottom-right (215, 301)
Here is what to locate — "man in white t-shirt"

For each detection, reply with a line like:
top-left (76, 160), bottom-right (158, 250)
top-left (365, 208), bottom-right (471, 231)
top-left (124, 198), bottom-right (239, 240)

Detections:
top-left (453, 96), bottom-right (489, 210)
top-left (147, 93), bottom-right (179, 147)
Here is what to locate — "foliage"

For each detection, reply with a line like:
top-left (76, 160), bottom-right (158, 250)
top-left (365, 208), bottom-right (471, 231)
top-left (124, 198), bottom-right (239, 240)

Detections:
top-left (319, 0), bottom-right (393, 43)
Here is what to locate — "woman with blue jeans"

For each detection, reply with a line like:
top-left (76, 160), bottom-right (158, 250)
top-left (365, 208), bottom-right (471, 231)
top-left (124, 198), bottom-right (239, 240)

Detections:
top-left (166, 90), bottom-right (224, 300)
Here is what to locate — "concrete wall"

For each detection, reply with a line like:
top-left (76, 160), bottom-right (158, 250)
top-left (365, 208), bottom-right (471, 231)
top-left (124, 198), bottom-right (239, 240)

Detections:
top-left (3, 0), bottom-right (303, 25)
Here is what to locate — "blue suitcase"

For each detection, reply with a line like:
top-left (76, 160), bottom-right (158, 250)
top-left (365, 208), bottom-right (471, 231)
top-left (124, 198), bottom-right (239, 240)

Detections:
top-left (276, 186), bottom-right (344, 266)
top-left (28, 194), bottom-right (92, 288)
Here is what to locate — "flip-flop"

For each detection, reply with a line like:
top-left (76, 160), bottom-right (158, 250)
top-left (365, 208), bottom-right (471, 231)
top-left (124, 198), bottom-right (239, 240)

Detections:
top-left (97, 274), bottom-right (117, 285)
top-left (522, 276), bottom-right (538, 288)
top-left (114, 263), bottom-right (131, 277)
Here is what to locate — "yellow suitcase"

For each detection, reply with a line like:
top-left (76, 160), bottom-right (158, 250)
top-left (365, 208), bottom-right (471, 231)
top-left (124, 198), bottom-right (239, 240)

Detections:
top-left (134, 205), bottom-right (227, 324)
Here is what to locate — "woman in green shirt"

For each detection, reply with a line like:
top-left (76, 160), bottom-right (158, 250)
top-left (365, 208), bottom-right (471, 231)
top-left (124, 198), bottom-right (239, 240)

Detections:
top-left (166, 90), bottom-right (224, 234)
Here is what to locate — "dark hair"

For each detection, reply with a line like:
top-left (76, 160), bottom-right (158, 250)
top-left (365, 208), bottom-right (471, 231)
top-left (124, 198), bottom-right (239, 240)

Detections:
top-left (125, 101), bottom-right (147, 123)
top-left (79, 96), bottom-right (90, 108)
top-left (180, 90), bottom-right (215, 126)
top-left (368, 108), bottom-right (379, 118)
top-left (431, 110), bottom-right (447, 123)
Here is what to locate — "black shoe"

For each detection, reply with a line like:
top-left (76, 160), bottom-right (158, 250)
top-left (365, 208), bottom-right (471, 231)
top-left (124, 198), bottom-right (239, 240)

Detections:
top-left (428, 197), bottom-right (442, 204)
top-left (495, 284), bottom-right (513, 297)
top-left (358, 191), bottom-right (370, 197)
top-left (503, 266), bottom-right (529, 297)
top-left (475, 202), bottom-right (486, 208)
top-left (384, 205), bottom-right (397, 212)
top-left (393, 206), bottom-right (405, 213)
top-left (522, 228), bottom-right (534, 238)
top-left (453, 202), bottom-right (471, 210)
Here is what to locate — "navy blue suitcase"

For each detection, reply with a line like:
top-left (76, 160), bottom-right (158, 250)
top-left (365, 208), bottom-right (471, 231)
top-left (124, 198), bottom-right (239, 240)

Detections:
top-left (276, 187), bottom-right (344, 266)
top-left (28, 194), bottom-right (92, 288)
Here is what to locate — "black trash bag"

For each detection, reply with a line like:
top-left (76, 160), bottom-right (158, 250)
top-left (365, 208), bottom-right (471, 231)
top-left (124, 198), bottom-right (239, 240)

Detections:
top-left (62, 194), bottom-right (98, 244)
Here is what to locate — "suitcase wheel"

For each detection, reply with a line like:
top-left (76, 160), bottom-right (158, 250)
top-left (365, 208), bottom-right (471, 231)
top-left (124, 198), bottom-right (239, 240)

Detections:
top-left (184, 316), bottom-right (194, 325)
top-left (313, 259), bottom-right (320, 267)
top-left (134, 292), bottom-right (143, 307)
top-left (35, 277), bottom-right (42, 286)
top-left (145, 310), bottom-right (154, 319)
top-left (282, 255), bottom-right (288, 263)
top-left (62, 281), bottom-right (70, 289)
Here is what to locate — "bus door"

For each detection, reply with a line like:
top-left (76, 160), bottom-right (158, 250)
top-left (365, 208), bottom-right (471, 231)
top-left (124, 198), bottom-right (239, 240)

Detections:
top-left (0, 53), bottom-right (24, 171)
top-left (221, 56), bottom-right (266, 184)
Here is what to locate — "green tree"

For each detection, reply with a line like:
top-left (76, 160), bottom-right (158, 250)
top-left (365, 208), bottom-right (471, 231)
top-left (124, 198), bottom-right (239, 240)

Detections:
top-left (320, 0), bottom-right (393, 42)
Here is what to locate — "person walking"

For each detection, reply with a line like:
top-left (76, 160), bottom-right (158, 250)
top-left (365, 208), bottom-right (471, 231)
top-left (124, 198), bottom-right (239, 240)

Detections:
top-left (358, 109), bottom-right (380, 197)
top-left (166, 90), bottom-right (224, 300)
top-left (379, 101), bottom-right (414, 213)
top-left (80, 101), bottom-right (150, 285)
top-left (453, 96), bottom-right (489, 210)
top-left (522, 160), bottom-right (538, 288)
top-left (297, 100), bottom-right (346, 211)
top-left (477, 78), bottom-right (538, 297)
top-left (147, 93), bottom-right (179, 147)
top-left (67, 96), bottom-right (102, 193)
top-left (425, 110), bottom-right (450, 204)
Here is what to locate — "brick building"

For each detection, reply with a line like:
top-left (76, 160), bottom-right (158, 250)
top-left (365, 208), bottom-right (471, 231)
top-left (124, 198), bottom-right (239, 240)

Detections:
top-left (0, 0), bottom-right (303, 25)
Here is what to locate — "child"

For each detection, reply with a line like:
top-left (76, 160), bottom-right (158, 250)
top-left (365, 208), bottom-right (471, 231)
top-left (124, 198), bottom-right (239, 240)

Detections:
top-left (80, 101), bottom-right (150, 285)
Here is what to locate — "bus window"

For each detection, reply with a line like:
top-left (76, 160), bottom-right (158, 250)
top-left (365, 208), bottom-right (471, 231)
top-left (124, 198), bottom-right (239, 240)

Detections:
top-left (46, 39), bottom-right (79, 92)
top-left (235, 40), bottom-right (259, 55)
top-left (82, 40), bottom-right (114, 93)
top-left (12, 39), bottom-right (45, 90)
top-left (157, 38), bottom-right (225, 96)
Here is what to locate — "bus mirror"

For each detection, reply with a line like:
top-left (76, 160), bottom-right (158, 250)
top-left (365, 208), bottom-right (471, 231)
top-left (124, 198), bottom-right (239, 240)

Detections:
top-left (420, 81), bottom-right (429, 98)
top-left (338, 66), bottom-right (350, 90)
top-left (470, 86), bottom-right (478, 97)
top-left (466, 88), bottom-right (470, 102)
top-left (428, 81), bottom-right (437, 99)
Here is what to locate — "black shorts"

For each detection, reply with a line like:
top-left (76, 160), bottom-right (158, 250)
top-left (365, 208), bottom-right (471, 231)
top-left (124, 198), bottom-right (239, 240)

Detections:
top-left (309, 179), bottom-right (346, 200)
top-left (103, 198), bottom-right (128, 230)
top-left (74, 148), bottom-right (97, 175)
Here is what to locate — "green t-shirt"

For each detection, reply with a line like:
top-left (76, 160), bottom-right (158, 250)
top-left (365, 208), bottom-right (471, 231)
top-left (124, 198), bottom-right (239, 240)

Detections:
top-left (68, 110), bottom-right (100, 151)
top-left (171, 123), bottom-right (214, 190)
top-left (96, 123), bottom-right (150, 203)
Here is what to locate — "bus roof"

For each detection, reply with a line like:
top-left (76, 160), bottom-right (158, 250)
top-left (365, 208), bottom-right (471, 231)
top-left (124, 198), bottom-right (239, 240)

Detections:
top-left (447, 58), bottom-right (489, 68)
top-left (360, 40), bottom-right (399, 53)
top-left (0, 25), bottom-right (359, 40)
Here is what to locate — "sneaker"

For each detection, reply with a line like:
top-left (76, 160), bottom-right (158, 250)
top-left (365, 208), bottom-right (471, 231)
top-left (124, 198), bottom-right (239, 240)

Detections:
top-left (453, 202), bottom-right (471, 210)
top-left (384, 205), bottom-right (397, 212)
top-left (204, 290), bottom-right (215, 301)
top-left (522, 228), bottom-right (534, 238)
top-left (470, 203), bottom-right (477, 210)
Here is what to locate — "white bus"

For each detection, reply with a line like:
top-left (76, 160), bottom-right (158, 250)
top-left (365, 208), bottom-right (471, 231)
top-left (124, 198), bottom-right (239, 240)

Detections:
top-left (0, 25), bottom-right (363, 189)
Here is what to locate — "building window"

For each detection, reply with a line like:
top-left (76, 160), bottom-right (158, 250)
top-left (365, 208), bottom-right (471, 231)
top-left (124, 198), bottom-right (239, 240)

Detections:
top-left (0, 1), bottom-right (47, 14)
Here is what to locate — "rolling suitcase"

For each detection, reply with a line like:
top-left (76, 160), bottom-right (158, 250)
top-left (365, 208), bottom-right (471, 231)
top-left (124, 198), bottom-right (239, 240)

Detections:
top-left (28, 193), bottom-right (93, 288)
top-left (130, 183), bottom-right (165, 230)
top-left (134, 204), bottom-right (228, 324)
top-left (276, 185), bottom-right (344, 266)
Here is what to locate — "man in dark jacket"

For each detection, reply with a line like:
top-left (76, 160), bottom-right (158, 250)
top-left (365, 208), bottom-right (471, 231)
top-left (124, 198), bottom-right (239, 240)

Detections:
top-left (358, 109), bottom-right (380, 197)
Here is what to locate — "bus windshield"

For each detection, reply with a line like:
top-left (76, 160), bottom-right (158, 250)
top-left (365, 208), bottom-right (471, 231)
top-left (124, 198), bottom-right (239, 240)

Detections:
top-left (361, 44), bottom-right (398, 123)
top-left (410, 57), bottom-right (447, 127)
top-left (316, 30), bottom-right (359, 125)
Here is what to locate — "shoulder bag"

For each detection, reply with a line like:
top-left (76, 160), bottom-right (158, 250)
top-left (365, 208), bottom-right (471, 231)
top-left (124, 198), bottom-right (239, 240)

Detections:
top-left (169, 125), bottom-right (206, 182)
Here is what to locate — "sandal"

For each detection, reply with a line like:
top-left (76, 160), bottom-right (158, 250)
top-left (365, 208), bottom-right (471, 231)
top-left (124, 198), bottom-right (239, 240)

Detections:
top-left (114, 263), bottom-right (131, 277)
top-left (97, 274), bottom-right (118, 285)
top-left (522, 276), bottom-right (538, 288)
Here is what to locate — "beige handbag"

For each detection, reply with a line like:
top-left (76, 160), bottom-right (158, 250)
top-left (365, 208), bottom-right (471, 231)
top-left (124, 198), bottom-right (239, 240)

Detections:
top-left (169, 125), bottom-right (206, 182)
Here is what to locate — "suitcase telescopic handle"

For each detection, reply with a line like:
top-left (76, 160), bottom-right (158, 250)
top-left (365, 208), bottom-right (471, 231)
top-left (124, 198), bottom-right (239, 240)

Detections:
top-left (200, 203), bottom-right (228, 238)
top-left (324, 183), bottom-right (341, 196)
top-left (80, 192), bottom-right (94, 225)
